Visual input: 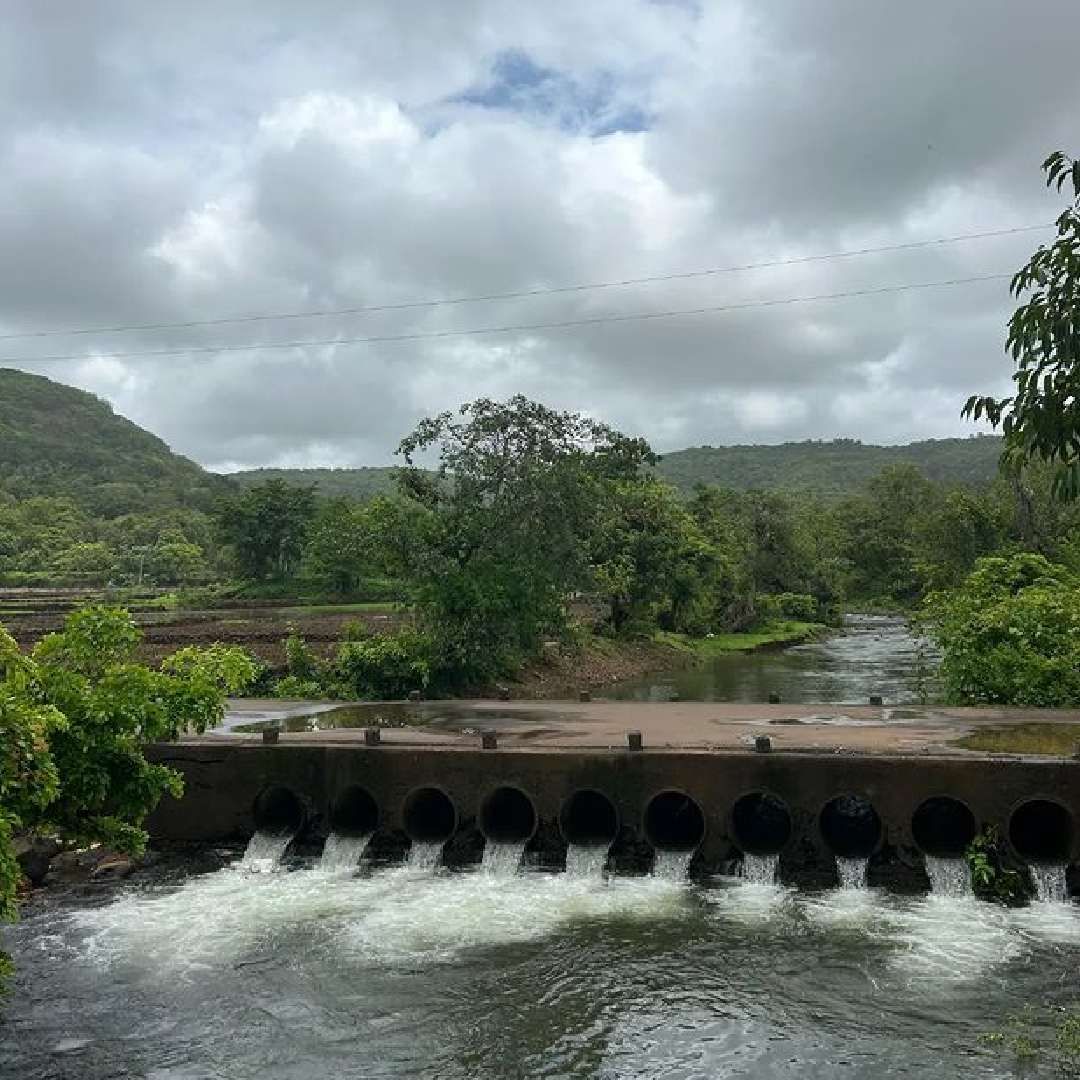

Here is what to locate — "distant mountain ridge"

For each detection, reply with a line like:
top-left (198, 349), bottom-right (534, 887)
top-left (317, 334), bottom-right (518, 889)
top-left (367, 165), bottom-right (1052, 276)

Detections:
top-left (0, 370), bottom-right (1003, 508)
top-left (229, 435), bottom-right (1003, 498)
top-left (654, 436), bottom-right (1003, 494)
top-left (0, 368), bottom-right (227, 514)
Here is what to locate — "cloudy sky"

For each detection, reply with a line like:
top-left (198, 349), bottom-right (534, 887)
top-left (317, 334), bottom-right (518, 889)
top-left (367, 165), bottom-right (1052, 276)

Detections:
top-left (1, 1), bottom-right (1078, 470)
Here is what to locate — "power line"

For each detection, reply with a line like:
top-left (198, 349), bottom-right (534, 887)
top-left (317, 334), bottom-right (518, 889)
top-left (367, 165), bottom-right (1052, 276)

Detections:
top-left (0, 223), bottom-right (1044, 342)
top-left (6, 272), bottom-right (1012, 365)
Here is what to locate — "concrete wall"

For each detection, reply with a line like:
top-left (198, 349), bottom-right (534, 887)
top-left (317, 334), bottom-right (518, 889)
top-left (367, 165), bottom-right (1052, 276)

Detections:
top-left (147, 742), bottom-right (1080, 887)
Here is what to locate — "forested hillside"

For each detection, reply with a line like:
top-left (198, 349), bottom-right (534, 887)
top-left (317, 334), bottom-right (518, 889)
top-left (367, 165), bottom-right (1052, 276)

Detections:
top-left (0, 368), bottom-right (226, 514)
top-left (227, 437), bottom-right (1003, 498)
top-left (231, 466), bottom-right (399, 500)
top-left (654, 437), bottom-right (1003, 494)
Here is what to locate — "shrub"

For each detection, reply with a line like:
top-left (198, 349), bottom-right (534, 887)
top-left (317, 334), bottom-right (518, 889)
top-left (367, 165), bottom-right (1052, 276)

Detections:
top-left (922, 553), bottom-right (1080, 706)
top-left (331, 629), bottom-right (433, 699)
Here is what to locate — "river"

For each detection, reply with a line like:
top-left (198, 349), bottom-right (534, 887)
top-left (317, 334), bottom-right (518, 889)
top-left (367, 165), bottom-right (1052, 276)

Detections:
top-left (3, 860), bottom-right (1078, 1079)
top-left (606, 613), bottom-right (938, 704)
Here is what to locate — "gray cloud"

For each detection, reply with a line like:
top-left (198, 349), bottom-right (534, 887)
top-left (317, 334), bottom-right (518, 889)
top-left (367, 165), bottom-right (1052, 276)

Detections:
top-left (0, 1), bottom-right (1072, 468)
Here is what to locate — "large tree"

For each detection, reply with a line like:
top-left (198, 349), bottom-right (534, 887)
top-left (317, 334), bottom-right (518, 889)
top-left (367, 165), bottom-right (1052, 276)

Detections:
top-left (965, 151), bottom-right (1080, 499)
top-left (396, 396), bottom-right (654, 682)
top-left (216, 478), bottom-right (316, 581)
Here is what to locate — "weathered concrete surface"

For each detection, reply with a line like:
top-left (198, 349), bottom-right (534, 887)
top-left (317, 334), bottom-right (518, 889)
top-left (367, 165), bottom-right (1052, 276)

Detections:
top-left (216, 698), bottom-right (1080, 756)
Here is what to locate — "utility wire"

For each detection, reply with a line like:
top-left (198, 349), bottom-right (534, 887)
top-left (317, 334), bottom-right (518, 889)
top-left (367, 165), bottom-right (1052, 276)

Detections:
top-left (0, 223), bottom-right (1045, 342)
top-left (5, 272), bottom-right (1012, 365)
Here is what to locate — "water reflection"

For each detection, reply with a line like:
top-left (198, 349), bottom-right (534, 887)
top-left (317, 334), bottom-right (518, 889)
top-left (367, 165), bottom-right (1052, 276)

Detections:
top-left (606, 613), bottom-right (939, 704)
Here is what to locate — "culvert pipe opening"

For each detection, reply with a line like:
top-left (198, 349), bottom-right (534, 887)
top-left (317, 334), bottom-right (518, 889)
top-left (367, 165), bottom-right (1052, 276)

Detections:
top-left (644, 790), bottom-right (706, 851)
top-left (911, 796), bottom-right (976, 857)
top-left (330, 786), bottom-right (379, 837)
top-left (402, 786), bottom-right (457, 843)
top-left (253, 786), bottom-right (305, 835)
top-left (1009, 799), bottom-right (1074, 863)
top-left (820, 794), bottom-right (882, 858)
top-left (732, 792), bottom-right (792, 855)
top-left (559, 789), bottom-right (619, 847)
top-left (480, 786), bottom-right (537, 843)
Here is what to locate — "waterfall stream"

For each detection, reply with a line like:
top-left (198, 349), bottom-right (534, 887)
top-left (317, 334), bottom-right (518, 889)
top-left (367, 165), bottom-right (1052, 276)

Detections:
top-left (1030, 863), bottom-right (1069, 903)
top-left (739, 853), bottom-right (780, 885)
top-left (482, 840), bottom-right (526, 875)
top-left (407, 841), bottom-right (445, 871)
top-left (240, 830), bottom-right (294, 872)
top-left (836, 857), bottom-right (868, 890)
top-left (565, 844), bottom-right (610, 877)
top-left (319, 833), bottom-right (373, 872)
top-left (924, 856), bottom-right (972, 897)
top-left (652, 849), bottom-right (695, 881)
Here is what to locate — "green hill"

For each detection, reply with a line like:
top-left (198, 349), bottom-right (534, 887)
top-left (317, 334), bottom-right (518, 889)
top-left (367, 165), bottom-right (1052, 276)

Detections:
top-left (230, 466), bottom-right (400, 500)
top-left (0, 368), bottom-right (228, 515)
top-left (653, 436), bottom-right (1003, 495)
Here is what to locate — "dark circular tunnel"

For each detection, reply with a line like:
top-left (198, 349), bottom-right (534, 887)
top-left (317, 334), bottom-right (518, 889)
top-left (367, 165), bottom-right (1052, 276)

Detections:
top-left (1009, 799), bottom-right (1074, 862)
top-left (819, 794), bottom-right (882, 858)
top-left (253, 786), bottom-right (305, 835)
top-left (644, 790), bottom-right (706, 851)
top-left (480, 786), bottom-right (537, 843)
top-left (330, 786), bottom-right (380, 837)
top-left (559, 789), bottom-right (619, 846)
top-left (911, 796), bottom-right (977, 857)
top-left (731, 792), bottom-right (792, 855)
top-left (402, 786), bottom-right (458, 843)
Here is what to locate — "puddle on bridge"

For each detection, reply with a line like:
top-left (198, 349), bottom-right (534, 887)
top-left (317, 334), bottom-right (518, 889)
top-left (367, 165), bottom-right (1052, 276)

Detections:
top-left (227, 701), bottom-right (577, 736)
top-left (953, 722), bottom-right (1080, 757)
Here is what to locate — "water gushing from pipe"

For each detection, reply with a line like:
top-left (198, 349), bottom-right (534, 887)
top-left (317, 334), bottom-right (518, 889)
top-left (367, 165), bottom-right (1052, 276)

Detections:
top-left (482, 839), bottom-right (526, 875)
top-left (319, 832), bottom-right (373, 872)
top-left (836, 856), bottom-right (868, 890)
top-left (740, 853), bottom-right (779, 885)
top-left (565, 844), bottom-right (609, 877)
top-left (1029, 863), bottom-right (1069, 903)
top-left (240, 830), bottom-right (293, 872)
top-left (652, 849), bottom-right (694, 881)
top-left (924, 855), bottom-right (972, 897)
top-left (407, 841), bottom-right (444, 871)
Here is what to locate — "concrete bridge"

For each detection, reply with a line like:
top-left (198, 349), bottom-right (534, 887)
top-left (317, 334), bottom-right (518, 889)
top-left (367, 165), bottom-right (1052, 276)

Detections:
top-left (147, 700), bottom-right (1080, 891)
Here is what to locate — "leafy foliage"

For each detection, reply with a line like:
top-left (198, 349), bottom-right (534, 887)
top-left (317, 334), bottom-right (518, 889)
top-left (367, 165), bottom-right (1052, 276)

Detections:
top-left (964, 150), bottom-right (1080, 500)
top-left (922, 553), bottom-right (1080, 706)
top-left (965, 826), bottom-right (1028, 906)
top-left (0, 607), bottom-right (255, 991)
top-left (216, 478), bottom-right (316, 581)
top-left (395, 396), bottom-right (654, 684)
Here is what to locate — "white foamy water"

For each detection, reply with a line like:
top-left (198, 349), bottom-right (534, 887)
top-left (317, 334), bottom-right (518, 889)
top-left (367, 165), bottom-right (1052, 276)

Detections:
top-left (652, 849), bottom-right (695, 881)
top-left (739, 853), bottom-right (779, 885)
top-left (887, 896), bottom-right (1019, 985)
top-left (481, 839), bottom-right (526, 875)
top-left (1029, 862), bottom-right (1069, 903)
top-left (318, 832), bottom-right (372, 872)
top-left (924, 856), bottom-right (971, 897)
top-left (565, 844), bottom-right (610, 877)
top-left (69, 864), bottom-right (690, 978)
top-left (240, 830), bottom-right (294, 872)
top-left (836, 857), bottom-right (868, 890)
top-left (407, 840), bottom-right (445, 871)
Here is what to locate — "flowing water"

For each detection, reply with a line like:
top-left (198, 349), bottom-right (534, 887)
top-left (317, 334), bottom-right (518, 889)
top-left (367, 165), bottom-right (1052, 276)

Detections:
top-left (4, 859), bottom-right (1080, 1079)
top-left (740, 852), bottom-right (780, 885)
top-left (319, 833), bottom-right (373, 872)
top-left (481, 839), bottom-right (527, 874)
top-left (1030, 862), bottom-right (1069, 903)
top-left (651, 848), bottom-right (695, 880)
top-left (240, 829), bottom-right (294, 871)
top-left (836, 855), bottom-right (869, 890)
top-left (925, 855), bottom-right (973, 897)
top-left (406, 840), bottom-right (445, 871)
top-left (564, 843), bottom-right (610, 877)
top-left (607, 613), bottom-right (938, 703)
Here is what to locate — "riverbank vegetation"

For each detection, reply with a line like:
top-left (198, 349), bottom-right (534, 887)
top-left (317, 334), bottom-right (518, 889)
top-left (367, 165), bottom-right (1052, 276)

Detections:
top-left (0, 607), bottom-right (255, 990)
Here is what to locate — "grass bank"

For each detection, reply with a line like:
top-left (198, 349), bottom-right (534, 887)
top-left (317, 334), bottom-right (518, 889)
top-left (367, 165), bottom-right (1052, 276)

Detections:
top-left (654, 619), bottom-right (827, 659)
top-left (505, 620), bottom-right (828, 699)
